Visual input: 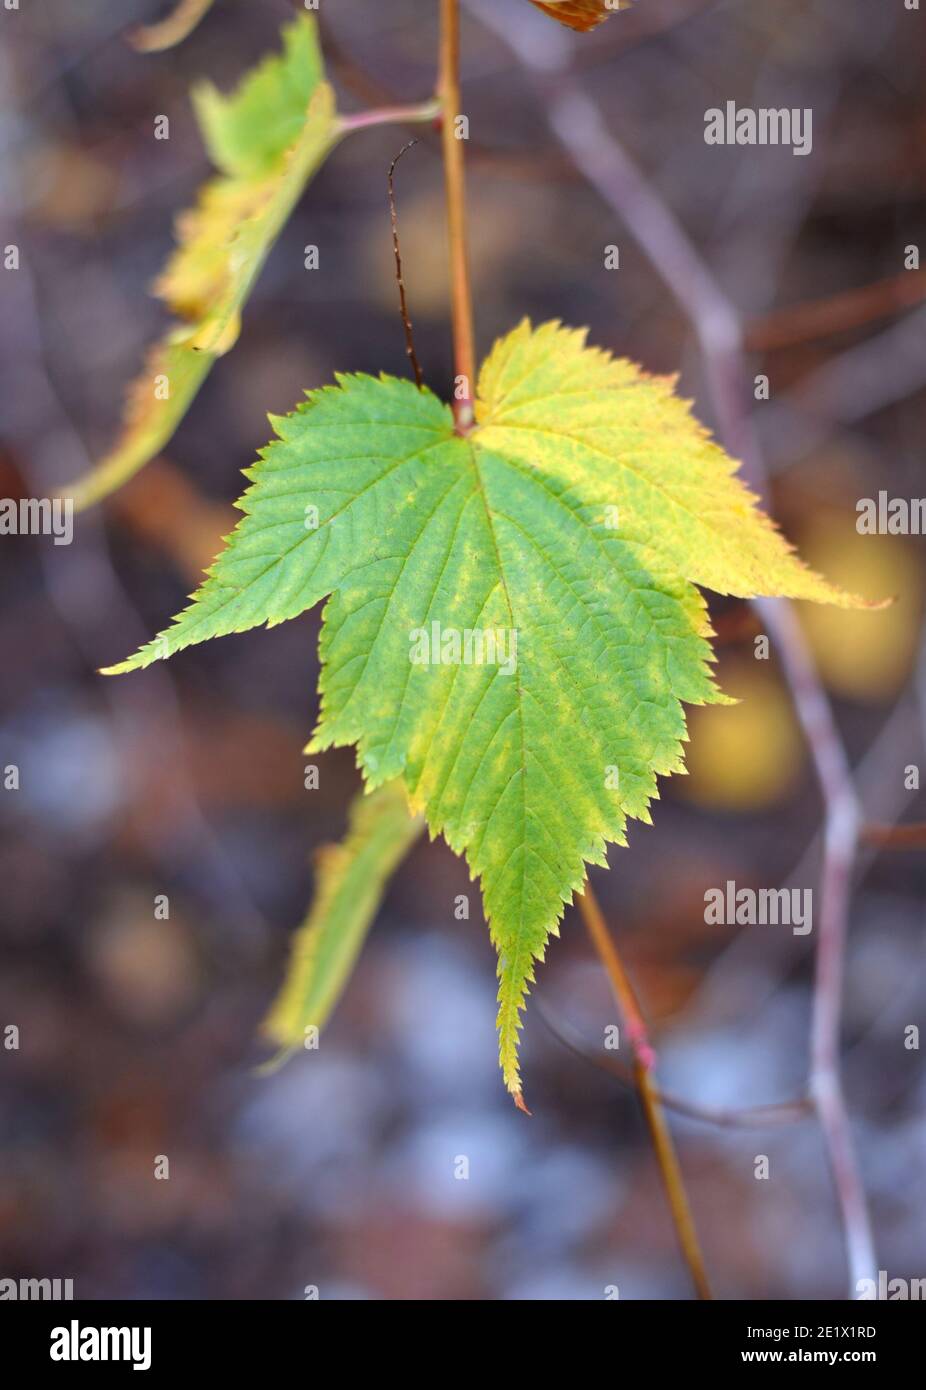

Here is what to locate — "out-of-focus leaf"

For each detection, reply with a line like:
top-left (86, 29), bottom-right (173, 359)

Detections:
top-left (67, 16), bottom-right (338, 510)
top-left (263, 783), bottom-right (424, 1055)
top-left (526, 0), bottom-right (631, 34)
top-left (191, 15), bottom-right (325, 179)
top-left (129, 0), bottom-right (218, 53)
top-left (797, 517), bottom-right (922, 703)
top-left (105, 320), bottom-right (873, 1098)
top-left (681, 658), bottom-right (804, 812)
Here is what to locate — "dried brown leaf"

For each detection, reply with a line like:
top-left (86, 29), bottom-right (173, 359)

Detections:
top-left (526, 0), bottom-right (630, 34)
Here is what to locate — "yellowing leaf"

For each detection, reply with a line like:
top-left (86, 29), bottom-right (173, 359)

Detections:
top-left (527, 0), bottom-right (631, 33)
top-left (103, 321), bottom-right (873, 1098)
top-left (129, 0), bottom-right (218, 53)
top-left (66, 16), bottom-right (339, 510)
top-left (475, 324), bottom-right (867, 610)
top-left (263, 782), bottom-right (424, 1058)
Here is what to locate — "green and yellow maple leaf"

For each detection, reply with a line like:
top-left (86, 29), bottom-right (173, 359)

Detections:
top-left (263, 782), bottom-right (424, 1060)
top-left (66, 15), bottom-right (339, 509)
top-left (103, 320), bottom-right (872, 1098)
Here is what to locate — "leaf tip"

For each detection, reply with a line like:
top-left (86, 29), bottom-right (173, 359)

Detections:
top-left (512, 1089), bottom-right (532, 1116)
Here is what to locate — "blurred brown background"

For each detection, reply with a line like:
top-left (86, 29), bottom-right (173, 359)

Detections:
top-left (0, 0), bottom-right (924, 1299)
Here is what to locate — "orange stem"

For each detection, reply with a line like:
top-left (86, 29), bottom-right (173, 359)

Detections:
top-left (577, 883), bottom-right (712, 1300)
top-left (438, 0), bottom-right (476, 432)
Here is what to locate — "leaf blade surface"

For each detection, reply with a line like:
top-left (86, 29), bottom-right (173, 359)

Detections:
top-left (105, 322), bottom-right (870, 1092)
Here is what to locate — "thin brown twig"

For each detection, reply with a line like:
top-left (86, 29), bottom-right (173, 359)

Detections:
top-left (745, 269), bottom-right (926, 353)
top-left (861, 821), bottom-right (926, 850)
top-left (577, 884), bottom-right (713, 1301)
top-left (535, 993), bottom-right (813, 1129)
top-left (387, 140), bottom-right (425, 388)
top-left (439, 0), bottom-right (477, 432)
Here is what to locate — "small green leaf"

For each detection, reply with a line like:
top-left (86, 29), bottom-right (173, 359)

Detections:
top-left (263, 782), bottom-right (424, 1059)
top-left (104, 321), bottom-right (874, 1096)
top-left (66, 16), bottom-right (339, 510)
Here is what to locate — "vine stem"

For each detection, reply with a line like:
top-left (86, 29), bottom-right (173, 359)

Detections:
top-left (577, 883), bottom-right (713, 1301)
top-left (337, 98), bottom-right (441, 136)
top-left (438, 0), bottom-right (477, 432)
